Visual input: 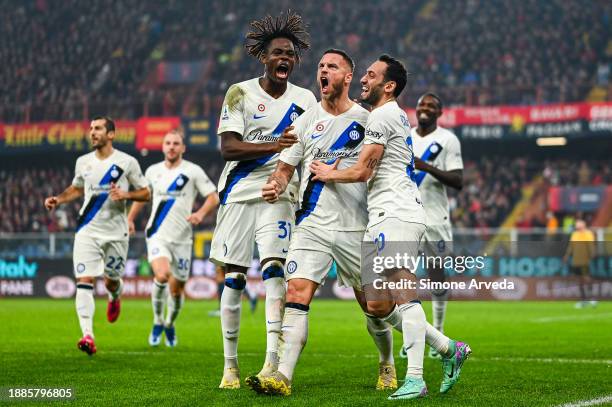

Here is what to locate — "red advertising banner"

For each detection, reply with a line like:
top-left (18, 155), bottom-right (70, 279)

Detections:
top-left (135, 117), bottom-right (181, 150)
top-left (405, 102), bottom-right (612, 127)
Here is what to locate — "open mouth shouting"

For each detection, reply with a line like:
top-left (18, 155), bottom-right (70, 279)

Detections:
top-left (320, 76), bottom-right (330, 94)
top-left (276, 62), bottom-right (290, 80)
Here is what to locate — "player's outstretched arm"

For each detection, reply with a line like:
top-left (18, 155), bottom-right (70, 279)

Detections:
top-left (220, 126), bottom-right (298, 161)
top-left (44, 185), bottom-right (84, 210)
top-left (187, 192), bottom-right (220, 225)
top-left (262, 161), bottom-right (295, 203)
top-left (414, 157), bottom-right (463, 190)
top-left (109, 184), bottom-right (151, 202)
top-left (127, 201), bottom-right (147, 235)
top-left (311, 144), bottom-right (383, 183)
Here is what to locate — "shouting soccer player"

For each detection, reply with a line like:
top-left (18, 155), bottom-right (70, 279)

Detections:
top-left (247, 49), bottom-right (402, 396)
top-left (44, 116), bottom-right (150, 355)
top-left (411, 93), bottom-right (464, 357)
top-left (128, 129), bottom-right (219, 347)
top-left (310, 56), bottom-right (471, 398)
top-left (209, 11), bottom-right (317, 389)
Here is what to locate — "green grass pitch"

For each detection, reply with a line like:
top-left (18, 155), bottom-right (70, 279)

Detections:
top-left (1, 299), bottom-right (611, 406)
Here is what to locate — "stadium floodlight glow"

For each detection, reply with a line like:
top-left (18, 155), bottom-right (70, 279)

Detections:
top-left (536, 137), bottom-right (567, 147)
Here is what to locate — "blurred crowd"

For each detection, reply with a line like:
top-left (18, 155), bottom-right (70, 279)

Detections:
top-left (1, 0), bottom-right (610, 122)
top-left (406, 0), bottom-right (611, 106)
top-left (449, 157), bottom-right (532, 229)
top-left (543, 160), bottom-right (612, 187)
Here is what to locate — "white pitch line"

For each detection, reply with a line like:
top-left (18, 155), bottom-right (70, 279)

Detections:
top-left (483, 357), bottom-right (612, 365)
top-left (532, 313), bottom-right (612, 323)
top-left (553, 395), bottom-right (612, 407)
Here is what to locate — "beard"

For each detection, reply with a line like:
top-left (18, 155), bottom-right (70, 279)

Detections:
top-left (91, 137), bottom-right (107, 150)
top-left (361, 84), bottom-right (384, 105)
top-left (322, 79), bottom-right (345, 101)
top-left (165, 153), bottom-right (180, 163)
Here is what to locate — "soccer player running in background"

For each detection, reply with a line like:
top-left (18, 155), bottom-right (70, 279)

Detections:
top-left (310, 56), bottom-right (471, 398)
top-left (248, 49), bottom-right (400, 396)
top-left (411, 93), bottom-right (464, 358)
top-left (44, 116), bottom-right (150, 355)
top-left (127, 130), bottom-right (219, 347)
top-left (209, 11), bottom-right (317, 389)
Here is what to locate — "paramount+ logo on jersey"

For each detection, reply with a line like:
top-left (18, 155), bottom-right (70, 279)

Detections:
top-left (245, 129), bottom-right (278, 142)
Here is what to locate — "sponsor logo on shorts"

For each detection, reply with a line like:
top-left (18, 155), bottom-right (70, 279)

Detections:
top-left (286, 261), bottom-right (297, 274)
top-left (76, 263), bottom-right (86, 273)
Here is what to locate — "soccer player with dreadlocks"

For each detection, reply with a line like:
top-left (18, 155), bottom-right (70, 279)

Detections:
top-left (210, 11), bottom-right (317, 389)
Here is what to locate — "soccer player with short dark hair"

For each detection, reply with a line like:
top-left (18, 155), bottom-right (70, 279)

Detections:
top-left (310, 55), bottom-right (471, 399)
top-left (411, 92), bottom-right (464, 356)
top-left (44, 116), bottom-right (150, 355)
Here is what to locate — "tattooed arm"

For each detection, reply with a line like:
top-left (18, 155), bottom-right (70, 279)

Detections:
top-left (310, 144), bottom-right (384, 183)
top-left (262, 161), bottom-right (296, 203)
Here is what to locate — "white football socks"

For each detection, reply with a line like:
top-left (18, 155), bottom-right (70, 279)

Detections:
top-left (383, 304), bottom-right (451, 357)
top-left (262, 260), bottom-right (286, 367)
top-left (221, 272), bottom-right (245, 369)
top-left (165, 293), bottom-right (184, 327)
top-left (398, 301), bottom-right (426, 378)
top-left (76, 283), bottom-right (95, 338)
top-left (432, 290), bottom-right (448, 333)
top-left (151, 279), bottom-right (168, 325)
top-left (365, 313), bottom-right (394, 365)
top-left (278, 304), bottom-right (309, 382)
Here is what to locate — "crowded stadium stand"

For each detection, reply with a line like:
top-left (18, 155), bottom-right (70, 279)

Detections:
top-left (1, 0), bottom-right (610, 122)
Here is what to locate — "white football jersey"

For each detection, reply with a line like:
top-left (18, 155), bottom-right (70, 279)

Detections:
top-left (72, 149), bottom-right (148, 240)
top-left (280, 102), bottom-right (369, 231)
top-left (364, 101), bottom-right (426, 226)
top-left (411, 126), bottom-right (463, 226)
top-left (217, 78), bottom-right (317, 204)
top-left (144, 160), bottom-right (216, 243)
